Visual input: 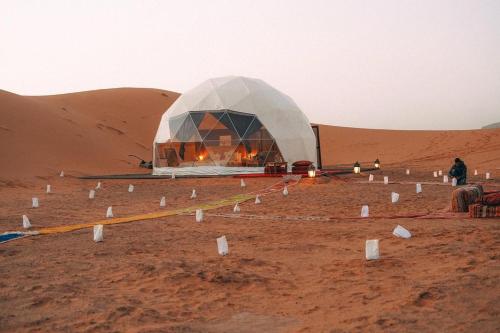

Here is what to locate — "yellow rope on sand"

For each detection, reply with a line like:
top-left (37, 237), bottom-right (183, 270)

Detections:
top-left (37, 193), bottom-right (254, 235)
top-left (6, 176), bottom-right (301, 238)
top-left (34, 176), bottom-right (303, 236)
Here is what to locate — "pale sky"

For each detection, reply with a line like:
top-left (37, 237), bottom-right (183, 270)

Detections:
top-left (1, 0), bottom-right (499, 130)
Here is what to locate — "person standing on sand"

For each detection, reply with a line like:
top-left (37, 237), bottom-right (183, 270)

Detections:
top-left (448, 158), bottom-right (467, 185)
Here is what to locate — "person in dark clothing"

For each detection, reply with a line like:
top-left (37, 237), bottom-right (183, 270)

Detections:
top-left (448, 158), bottom-right (467, 185)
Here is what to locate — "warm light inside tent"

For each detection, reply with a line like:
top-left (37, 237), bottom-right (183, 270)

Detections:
top-left (354, 161), bottom-right (361, 174)
top-left (199, 155), bottom-right (204, 161)
top-left (374, 158), bottom-right (381, 169)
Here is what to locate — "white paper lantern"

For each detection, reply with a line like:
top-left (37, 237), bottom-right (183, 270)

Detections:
top-left (384, 176), bottom-right (389, 185)
top-left (452, 178), bottom-right (457, 187)
top-left (46, 185), bottom-right (51, 193)
top-left (89, 189), bottom-right (95, 199)
top-left (443, 175), bottom-right (448, 183)
top-left (191, 189), bottom-right (197, 199)
top-left (93, 225), bottom-right (103, 242)
top-left (406, 169), bottom-right (410, 175)
top-left (255, 195), bottom-right (261, 204)
top-left (361, 205), bottom-right (369, 217)
top-left (438, 170), bottom-right (443, 176)
top-left (365, 240), bottom-right (379, 260)
top-left (22, 215), bottom-right (31, 229)
top-left (128, 184), bottom-right (134, 193)
top-left (433, 171), bottom-right (438, 178)
top-left (240, 179), bottom-right (246, 187)
top-left (233, 203), bottom-right (240, 213)
top-left (368, 174), bottom-right (374, 182)
top-left (393, 225), bottom-right (411, 239)
top-left (416, 183), bottom-right (422, 193)
top-left (59, 171), bottom-right (64, 177)
top-left (96, 181), bottom-right (102, 190)
top-left (106, 206), bottom-right (113, 218)
top-left (32, 197), bottom-right (39, 208)
top-left (160, 196), bottom-right (166, 207)
top-left (391, 192), bottom-right (399, 203)
top-left (283, 186), bottom-right (288, 196)
top-left (195, 209), bottom-right (203, 222)
top-left (486, 172), bottom-right (490, 180)
top-left (217, 235), bottom-right (229, 256)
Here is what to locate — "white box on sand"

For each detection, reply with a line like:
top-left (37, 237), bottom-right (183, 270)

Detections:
top-left (240, 179), bottom-right (246, 187)
top-left (233, 203), bottom-right (240, 213)
top-left (217, 235), bottom-right (229, 256)
top-left (32, 197), bottom-right (39, 208)
top-left (283, 186), bottom-right (288, 196)
top-left (361, 205), bottom-right (369, 217)
top-left (22, 215), bottom-right (31, 229)
top-left (128, 184), bottom-right (134, 192)
top-left (474, 169), bottom-right (478, 176)
top-left (369, 174), bottom-right (374, 182)
top-left (406, 169), bottom-right (410, 175)
top-left (365, 240), bottom-right (379, 260)
top-left (384, 176), bottom-right (389, 185)
top-left (416, 183), bottom-right (422, 193)
top-left (393, 225), bottom-right (411, 239)
top-left (433, 171), bottom-right (438, 177)
top-left (195, 209), bottom-right (203, 222)
top-left (443, 175), bottom-right (448, 183)
top-left (60, 171), bottom-right (64, 177)
top-left (93, 225), bottom-right (103, 242)
top-left (160, 196), bottom-right (166, 207)
top-left (486, 172), bottom-right (490, 179)
top-left (452, 178), bottom-right (457, 187)
top-left (46, 185), bottom-right (51, 193)
top-left (106, 206), bottom-right (113, 218)
top-left (89, 190), bottom-right (95, 199)
top-left (171, 172), bottom-right (176, 179)
top-left (438, 170), bottom-right (443, 176)
top-left (391, 192), bottom-right (399, 203)
top-left (191, 189), bottom-right (197, 199)
top-left (96, 181), bottom-right (102, 190)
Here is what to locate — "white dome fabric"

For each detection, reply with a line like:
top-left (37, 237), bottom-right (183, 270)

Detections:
top-left (154, 76), bottom-right (316, 175)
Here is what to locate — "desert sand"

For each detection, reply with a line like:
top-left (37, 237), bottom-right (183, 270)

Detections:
top-left (0, 89), bottom-right (499, 332)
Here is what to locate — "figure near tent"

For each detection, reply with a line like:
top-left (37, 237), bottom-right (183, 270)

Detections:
top-left (448, 158), bottom-right (467, 185)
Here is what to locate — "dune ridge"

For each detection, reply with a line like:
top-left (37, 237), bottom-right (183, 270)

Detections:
top-left (0, 88), bottom-right (178, 183)
top-left (1, 88), bottom-right (498, 184)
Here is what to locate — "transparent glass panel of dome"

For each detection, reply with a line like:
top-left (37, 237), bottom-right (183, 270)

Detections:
top-left (168, 114), bottom-right (188, 140)
top-left (203, 140), bottom-right (239, 166)
top-left (241, 117), bottom-right (273, 141)
top-left (233, 140), bottom-right (276, 166)
top-left (228, 142), bottom-right (260, 167)
top-left (226, 111), bottom-right (255, 139)
top-left (196, 112), bottom-right (225, 139)
top-left (193, 142), bottom-right (216, 166)
top-left (263, 141), bottom-right (285, 164)
top-left (189, 111), bottom-right (206, 129)
top-left (203, 112), bottom-right (240, 142)
top-left (171, 114), bottom-right (202, 142)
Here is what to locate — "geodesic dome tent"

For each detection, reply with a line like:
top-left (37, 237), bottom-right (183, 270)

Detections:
top-left (153, 76), bottom-right (316, 176)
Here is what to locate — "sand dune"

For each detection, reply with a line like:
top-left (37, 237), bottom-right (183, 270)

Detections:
top-left (0, 88), bottom-right (178, 183)
top-left (1, 88), bottom-right (499, 185)
top-left (318, 125), bottom-right (500, 171)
